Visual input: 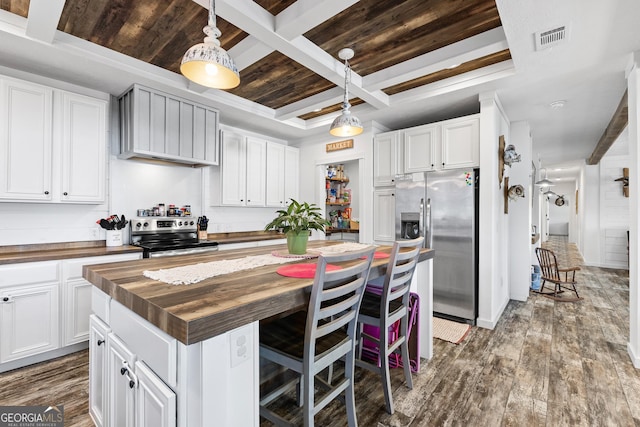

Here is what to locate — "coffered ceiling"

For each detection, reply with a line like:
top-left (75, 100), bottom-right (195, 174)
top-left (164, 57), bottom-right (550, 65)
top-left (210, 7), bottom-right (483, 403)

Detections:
top-left (0, 0), bottom-right (638, 173)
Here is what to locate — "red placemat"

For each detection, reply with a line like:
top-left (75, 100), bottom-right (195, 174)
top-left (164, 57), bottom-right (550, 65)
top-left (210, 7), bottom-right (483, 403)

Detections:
top-left (361, 252), bottom-right (390, 259)
top-left (276, 263), bottom-right (342, 278)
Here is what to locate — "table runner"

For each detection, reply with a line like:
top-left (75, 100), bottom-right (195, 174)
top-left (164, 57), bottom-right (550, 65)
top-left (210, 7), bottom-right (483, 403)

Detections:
top-left (143, 242), bottom-right (373, 285)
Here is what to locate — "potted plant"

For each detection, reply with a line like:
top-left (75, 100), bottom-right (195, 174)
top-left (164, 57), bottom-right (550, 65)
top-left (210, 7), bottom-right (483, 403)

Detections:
top-left (265, 199), bottom-right (331, 254)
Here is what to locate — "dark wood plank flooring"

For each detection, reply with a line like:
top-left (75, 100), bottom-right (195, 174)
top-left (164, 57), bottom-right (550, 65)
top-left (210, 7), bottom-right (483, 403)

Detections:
top-left (1, 236), bottom-right (638, 426)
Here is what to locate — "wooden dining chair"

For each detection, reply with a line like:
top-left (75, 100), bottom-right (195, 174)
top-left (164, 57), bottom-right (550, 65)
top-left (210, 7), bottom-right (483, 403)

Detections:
top-left (259, 246), bottom-right (376, 427)
top-left (535, 247), bottom-right (581, 298)
top-left (355, 237), bottom-right (423, 415)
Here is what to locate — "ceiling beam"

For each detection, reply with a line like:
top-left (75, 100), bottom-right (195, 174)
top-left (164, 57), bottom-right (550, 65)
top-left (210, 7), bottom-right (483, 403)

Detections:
top-left (363, 28), bottom-right (509, 91)
top-left (228, 36), bottom-right (274, 71)
top-left (275, 0), bottom-right (360, 41)
top-left (587, 90), bottom-right (628, 165)
top-left (275, 87), bottom-right (344, 120)
top-left (25, 0), bottom-right (65, 44)
top-left (213, 0), bottom-right (390, 109)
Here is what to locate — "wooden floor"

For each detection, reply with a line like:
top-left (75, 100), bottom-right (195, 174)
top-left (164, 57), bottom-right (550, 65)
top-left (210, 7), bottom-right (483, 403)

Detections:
top-left (1, 236), bottom-right (638, 426)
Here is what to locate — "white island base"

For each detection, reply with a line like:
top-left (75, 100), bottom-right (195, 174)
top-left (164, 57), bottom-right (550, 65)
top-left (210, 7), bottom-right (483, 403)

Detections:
top-left (89, 259), bottom-right (432, 427)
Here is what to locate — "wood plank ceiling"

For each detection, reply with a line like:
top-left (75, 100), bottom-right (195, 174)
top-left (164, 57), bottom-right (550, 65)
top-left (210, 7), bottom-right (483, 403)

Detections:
top-left (1, 0), bottom-right (509, 124)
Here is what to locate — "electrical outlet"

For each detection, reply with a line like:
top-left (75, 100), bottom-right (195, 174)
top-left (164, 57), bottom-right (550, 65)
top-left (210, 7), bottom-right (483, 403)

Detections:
top-left (229, 327), bottom-right (252, 368)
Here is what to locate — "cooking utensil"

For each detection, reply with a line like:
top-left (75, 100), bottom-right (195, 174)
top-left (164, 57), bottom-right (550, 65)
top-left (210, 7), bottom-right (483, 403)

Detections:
top-left (98, 219), bottom-right (112, 230)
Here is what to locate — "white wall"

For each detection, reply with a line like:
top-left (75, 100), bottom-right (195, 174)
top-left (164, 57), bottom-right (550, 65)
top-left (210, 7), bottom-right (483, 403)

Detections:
top-left (477, 91), bottom-right (511, 329)
top-left (293, 122), bottom-right (378, 244)
top-left (580, 164), bottom-right (601, 264)
top-left (548, 182), bottom-right (573, 236)
top-left (599, 155), bottom-right (630, 268)
top-left (627, 51), bottom-right (640, 368)
top-left (507, 121), bottom-right (532, 302)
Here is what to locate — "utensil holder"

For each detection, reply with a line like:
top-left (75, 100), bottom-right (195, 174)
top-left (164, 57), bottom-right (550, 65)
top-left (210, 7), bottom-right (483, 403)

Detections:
top-left (106, 230), bottom-right (123, 247)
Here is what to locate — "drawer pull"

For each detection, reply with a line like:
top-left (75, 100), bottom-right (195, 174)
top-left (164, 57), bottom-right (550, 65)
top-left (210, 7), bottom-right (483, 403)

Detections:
top-left (97, 339), bottom-right (105, 346)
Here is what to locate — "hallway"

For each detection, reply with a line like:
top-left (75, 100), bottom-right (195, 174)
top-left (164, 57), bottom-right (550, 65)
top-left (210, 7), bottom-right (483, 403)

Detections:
top-left (0, 237), bottom-right (638, 426)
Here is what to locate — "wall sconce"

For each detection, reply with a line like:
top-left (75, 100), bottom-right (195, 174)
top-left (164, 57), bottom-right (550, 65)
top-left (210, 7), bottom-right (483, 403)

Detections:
top-left (508, 184), bottom-right (525, 200)
top-left (614, 167), bottom-right (629, 197)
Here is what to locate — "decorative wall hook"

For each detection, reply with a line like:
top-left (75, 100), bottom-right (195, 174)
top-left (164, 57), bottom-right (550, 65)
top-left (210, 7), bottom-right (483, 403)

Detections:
top-left (503, 144), bottom-right (521, 167)
top-left (508, 184), bottom-right (525, 200)
top-left (614, 167), bottom-right (629, 197)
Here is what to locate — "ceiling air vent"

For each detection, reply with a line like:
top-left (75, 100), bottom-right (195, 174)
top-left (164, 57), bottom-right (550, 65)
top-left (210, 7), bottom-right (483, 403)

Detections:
top-left (535, 25), bottom-right (568, 51)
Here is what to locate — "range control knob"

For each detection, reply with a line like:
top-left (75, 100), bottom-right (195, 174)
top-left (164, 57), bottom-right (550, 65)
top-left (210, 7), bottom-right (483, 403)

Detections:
top-left (136, 222), bottom-right (142, 228)
top-left (190, 221), bottom-right (194, 226)
top-left (143, 222), bottom-right (148, 227)
top-left (178, 221), bottom-right (183, 226)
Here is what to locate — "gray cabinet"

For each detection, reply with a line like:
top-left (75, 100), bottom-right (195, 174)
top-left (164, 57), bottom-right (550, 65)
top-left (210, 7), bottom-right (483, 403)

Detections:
top-left (119, 84), bottom-right (219, 166)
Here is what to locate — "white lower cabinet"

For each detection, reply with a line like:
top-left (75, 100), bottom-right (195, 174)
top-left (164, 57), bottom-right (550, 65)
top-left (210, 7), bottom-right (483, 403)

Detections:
top-left (107, 332), bottom-right (137, 427)
top-left (135, 360), bottom-right (177, 427)
top-left (90, 315), bottom-right (109, 427)
top-left (0, 282), bottom-right (59, 363)
top-left (101, 329), bottom-right (176, 427)
top-left (0, 253), bottom-right (141, 372)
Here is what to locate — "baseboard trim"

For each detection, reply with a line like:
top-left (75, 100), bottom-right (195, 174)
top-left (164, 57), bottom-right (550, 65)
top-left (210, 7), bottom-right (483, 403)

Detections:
top-left (628, 342), bottom-right (640, 368)
top-left (476, 296), bottom-right (510, 330)
top-left (0, 342), bottom-right (88, 374)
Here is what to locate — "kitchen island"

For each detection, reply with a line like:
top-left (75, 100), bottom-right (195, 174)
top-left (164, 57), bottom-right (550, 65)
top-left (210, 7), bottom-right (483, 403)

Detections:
top-left (83, 241), bottom-right (434, 427)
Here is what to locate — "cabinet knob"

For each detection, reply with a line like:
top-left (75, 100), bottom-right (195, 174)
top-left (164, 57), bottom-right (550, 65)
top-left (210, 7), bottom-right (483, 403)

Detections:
top-left (97, 339), bottom-right (104, 346)
top-left (120, 366), bottom-right (128, 376)
top-left (2, 297), bottom-right (9, 302)
top-left (442, 162), bottom-right (445, 166)
top-left (431, 164), bottom-right (434, 168)
top-left (63, 192), bottom-right (68, 196)
top-left (129, 380), bottom-right (136, 389)
top-left (44, 191), bottom-right (49, 195)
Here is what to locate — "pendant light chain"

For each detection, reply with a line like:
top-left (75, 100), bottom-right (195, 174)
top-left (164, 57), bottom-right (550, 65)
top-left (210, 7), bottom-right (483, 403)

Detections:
top-left (343, 58), bottom-right (351, 109)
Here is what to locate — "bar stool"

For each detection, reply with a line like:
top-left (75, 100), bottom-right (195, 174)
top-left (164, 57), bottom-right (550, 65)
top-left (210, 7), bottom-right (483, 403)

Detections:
top-left (355, 237), bottom-right (423, 414)
top-left (259, 246), bottom-right (376, 427)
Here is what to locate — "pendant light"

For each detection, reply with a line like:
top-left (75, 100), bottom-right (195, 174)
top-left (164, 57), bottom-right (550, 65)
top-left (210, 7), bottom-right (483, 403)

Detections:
top-left (535, 168), bottom-right (555, 187)
top-left (329, 48), bottom-right (363, 137)
top-left (180, 0), bottom-right (240, 89)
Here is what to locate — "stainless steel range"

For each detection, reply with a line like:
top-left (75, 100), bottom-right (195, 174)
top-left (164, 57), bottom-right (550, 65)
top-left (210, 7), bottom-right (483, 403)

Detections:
top-left (130, 217), bottom-right (218, 258)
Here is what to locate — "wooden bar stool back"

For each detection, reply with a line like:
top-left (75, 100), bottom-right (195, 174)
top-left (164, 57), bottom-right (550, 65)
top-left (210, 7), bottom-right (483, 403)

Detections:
top-left (355, 237), bottom-right (423, 414)
top-left (259, 246), bottom-right (376, 427)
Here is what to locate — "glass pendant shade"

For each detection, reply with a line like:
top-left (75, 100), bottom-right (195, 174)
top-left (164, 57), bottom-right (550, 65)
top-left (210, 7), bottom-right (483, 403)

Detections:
top-left (180, 0), bottom-right (239, 89)
top-left (330, 48), bottom-right (363, 137)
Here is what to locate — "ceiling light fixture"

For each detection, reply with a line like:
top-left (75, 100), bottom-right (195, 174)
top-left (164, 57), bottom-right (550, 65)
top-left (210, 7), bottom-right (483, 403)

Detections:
top-left (535, 168), bottom-right (555, 187)
top-left (329, 48), bottom-right (363, 137)
top-left (180, 0), bottom-right (240, 89)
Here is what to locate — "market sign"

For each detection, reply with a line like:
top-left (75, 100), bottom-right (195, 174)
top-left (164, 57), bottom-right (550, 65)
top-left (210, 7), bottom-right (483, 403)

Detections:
top-left (326, 139), bottom-right (353, 152)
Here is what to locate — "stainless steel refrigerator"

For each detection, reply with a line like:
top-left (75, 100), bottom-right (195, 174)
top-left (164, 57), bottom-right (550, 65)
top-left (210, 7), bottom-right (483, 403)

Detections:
top-left (395, 168), bottom-right (479, 324)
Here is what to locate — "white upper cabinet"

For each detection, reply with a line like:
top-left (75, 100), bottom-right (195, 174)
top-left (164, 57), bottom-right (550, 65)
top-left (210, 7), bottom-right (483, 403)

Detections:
top-left (220, 131), bottom-right (247, 206)
top-left (0, 77), bottom-right (53, 201)
top-left (403, 124), bottom-right (439, 173)
top-left (441, 116), bottom-right (479, 169)
top-left (399, 114), bottom-right (480, 174)
top-left (60, 92), bottom-right (107, 203)
top-left (0, 75), bottom-right (107, 203)
top-left (245, 137), bottom-right (266, 207)
top-left (266, 141), bottom-right (285, 207)
top-left (374, 131), bottom-right (402, 187)
top-left (214, 127), bottom-right (297, 208)
top-left (118, 84), bottom-right (219, 166)
top-left (284, 146), bottom-right (299, 204)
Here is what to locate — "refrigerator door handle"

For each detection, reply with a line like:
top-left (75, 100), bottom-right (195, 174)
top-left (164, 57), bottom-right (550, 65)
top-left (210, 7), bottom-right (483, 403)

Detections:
top-left (425, 198), bottom-right (432, 247)
top-left (419, 198), bottom-right (424, 238)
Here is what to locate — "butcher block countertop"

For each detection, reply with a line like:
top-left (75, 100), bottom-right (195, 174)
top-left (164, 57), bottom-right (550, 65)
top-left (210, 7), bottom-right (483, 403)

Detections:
top-left (0, 231), bottom-right (284, 265)
top-left (0, 241), bottom-right (143, 265)
top-left (83, 241), bottom-right (435, 345)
